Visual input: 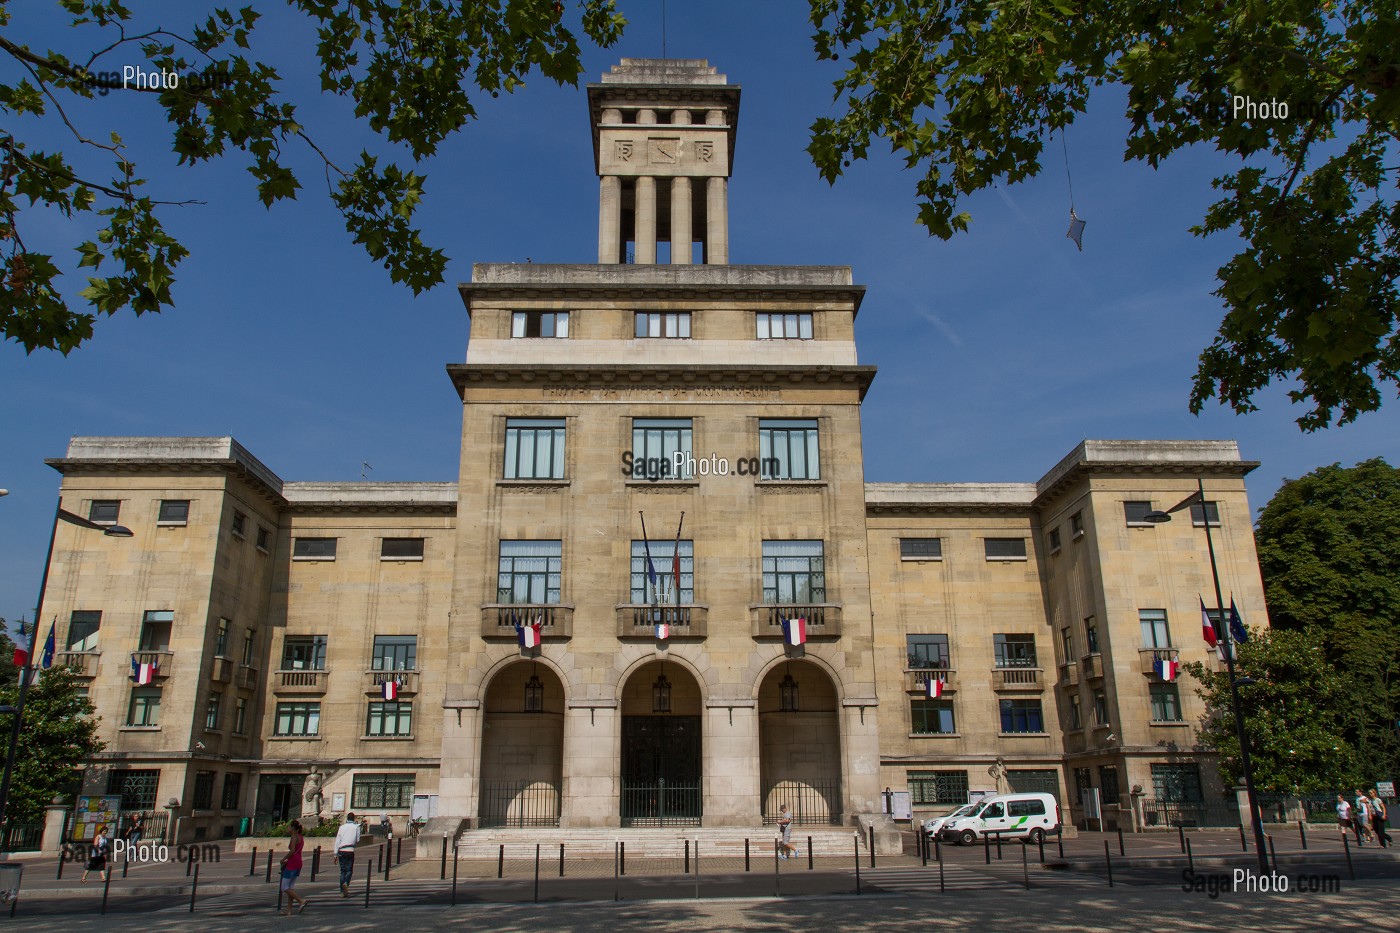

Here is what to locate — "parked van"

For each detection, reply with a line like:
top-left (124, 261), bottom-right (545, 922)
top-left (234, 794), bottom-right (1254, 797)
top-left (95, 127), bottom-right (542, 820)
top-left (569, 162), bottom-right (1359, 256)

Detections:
top-left (937, 792), bottom-right (1060, 845)
top-left (921, 802), bottom-right (978, 839)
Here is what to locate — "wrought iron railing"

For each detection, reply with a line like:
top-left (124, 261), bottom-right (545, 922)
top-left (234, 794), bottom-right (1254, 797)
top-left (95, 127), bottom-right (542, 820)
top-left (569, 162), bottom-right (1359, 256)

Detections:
top-left (616, 605), bottom-right (708, 637)
top-left (483, 605), bottom-right (575, 638)
top-left (620, 779), bottom-right (701, 827)
top-left (749, 604), bottom-right (842, 638)
top-left (762, 779), bottom-right (842, 826)
top-left (1139, 647), bottom-right (1180, 675)
top-left (479, 781), bottom-right (560, 828)
top-left (1140, 798), bottom-right (1240, 828)
top-left (0, 821), bottom-right (42, 852)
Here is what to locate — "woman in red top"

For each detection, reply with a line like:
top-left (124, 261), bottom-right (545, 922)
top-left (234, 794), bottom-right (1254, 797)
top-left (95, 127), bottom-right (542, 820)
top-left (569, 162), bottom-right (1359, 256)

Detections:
top-left (280, 819), bottom-right (308, 915)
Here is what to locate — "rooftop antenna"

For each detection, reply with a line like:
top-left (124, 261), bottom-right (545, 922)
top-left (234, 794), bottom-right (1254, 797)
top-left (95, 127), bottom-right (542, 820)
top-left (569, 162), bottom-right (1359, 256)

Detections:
top-left (361, 461), bottom-right (373, 480)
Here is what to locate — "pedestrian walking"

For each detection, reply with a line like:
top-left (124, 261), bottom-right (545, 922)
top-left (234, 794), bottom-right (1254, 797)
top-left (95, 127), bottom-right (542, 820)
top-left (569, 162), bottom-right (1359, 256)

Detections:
top-left (334, 811), bottom-right (361, 897)
top-left (777, 804), bottom-right (796, 859)
top-left (279, 820), bottom-right (309, 915)
top-left (1336, 795), bottom-right (1353, 843)
top-left (123, 812), bottom-right (144, 847)
top-left (1368, 788), bottom-right (1391, 848)
top-left (1354, 789), bottom-right (1374, 843)
top-left (380, 811), bottom-right (393, 842)
top-left (81, 827), bottom-right (111, 883)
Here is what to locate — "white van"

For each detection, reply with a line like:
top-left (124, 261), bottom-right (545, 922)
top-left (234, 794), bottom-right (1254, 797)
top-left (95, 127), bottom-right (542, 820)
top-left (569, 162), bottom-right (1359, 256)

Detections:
top-left (937, 792), bottom-right (1060, 845)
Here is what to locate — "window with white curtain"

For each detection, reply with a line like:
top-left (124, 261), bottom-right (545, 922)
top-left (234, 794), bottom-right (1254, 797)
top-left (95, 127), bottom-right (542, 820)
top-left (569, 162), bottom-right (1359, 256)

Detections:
top-left (761, 540), bottom-right (825, 603)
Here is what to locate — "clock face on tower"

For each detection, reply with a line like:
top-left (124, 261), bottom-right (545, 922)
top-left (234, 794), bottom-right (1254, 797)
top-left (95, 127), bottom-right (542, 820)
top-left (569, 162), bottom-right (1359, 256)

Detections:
top-left (649, 138), bottom-right (679, 163)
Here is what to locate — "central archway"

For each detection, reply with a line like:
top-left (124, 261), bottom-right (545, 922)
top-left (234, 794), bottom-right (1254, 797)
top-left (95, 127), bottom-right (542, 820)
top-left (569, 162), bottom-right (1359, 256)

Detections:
top-left (619, 660), bottom-right (702, 826)
top-left (759, 659), bottom-right (842, 825)
top-left (478, 661), bottom-right (564, 828)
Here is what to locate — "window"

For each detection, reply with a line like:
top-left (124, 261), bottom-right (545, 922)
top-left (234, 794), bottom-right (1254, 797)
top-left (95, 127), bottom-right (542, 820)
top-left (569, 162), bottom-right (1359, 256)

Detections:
top-left (1098, 765), bottom-right (1121, 805)
top-left (1070, 511), bottom-right (1084, 538)
top-left (999, 699), bottom-right (1045, 733)
top-left (1067, 693), bottom-right (1083, 730)
top-left (1007, 798), bottom-right (1048, 817)
top-left (139, 610), bottom-right (172, 651)
top-left (630, 540), bottom-right (694, 604)
top-left (89, 500), bottom-right (120, 524)
top-left (231, 510), bottom-right (247, 537)
top-left (351, 774), bottom-right (416, 809)
top-left (634, 311), bottom-right (690, 338)
top-left (497, 540), bottom-right (562, 604)
top-left (1008, 769), bottom-right (1062, 801)
top-left (366, 701), bottom-right (413, 736)
top-left (1060, 627), bottom-right (1074, 663)
top-left (106, 769), bottom-right (160, 810)
top-left (1092, 688), bottom-right (1109, 726)
top-left (1073, 767), bottom-right (1092, 804)
top-left (1124, 500), bottom-right (1154, 525)
top-left (234, 697), bottom-right (248, 734)
top-left (511, 310), bottom-right (569, 337)
top-left (504, 418), bottom-right (567, 480)
top-left (158, 499), bottom-right (190, 525)
top-left (1139, 609), bottom-right (1171, 648)
top-left (274, 702), bottom-right (321, 736)
top-left (281, 636), bottom-right (327, 671)
top-left (899, 538), bottom-right (942, 560)
top-left (293, 537), bottom-right (337, 560)
top-left (241, 628), bottom-right (257, 666)
top-left (906, 634), bottom-right (950, 669)
top-left (993, 634), bottom-right (1037, 668)
top-left (1048, 527), bottom-right (1062, 552)
top-left (911, 699), bottom-right (956, 735)
top-left (984, 538), bottom-right (1027, 560)
top-left (372, 636), bottom-right (418, 671)
top-left (381, 538), bottom-right (425, 560)
top-left (1150, 683), bottom-right (1183, 722)
top-left (630, 418), bottom-right (693, 479)
top-left (221, 773), bottom-right (242, 810)
top-left (205, 692), bottom-right (222, 730)
top-left (761, 540), bottom-right (825, 603)
top-left (758, 419), bottom-right (820, 480)
top-left (909, 770), bottom-right (969, 806)
top-left (127, 687), bottom-right (162, 726)
top-left (1190, 501), bottom-right (1222, 527)
top-left (67, 610), bottom-right (101, 651)
top-left (214, 619), bottom-right (229, 657)
top-left (756, 311), bottom-right (813, 339)
top-left (1151, 763), bottom-right (1204, 802)
top-left (1085, 617), bottom-right (1100, 654)
top-left (255, 526), bottom-right (270, 551)
top-left (192, 771), bottom-right (215, 810)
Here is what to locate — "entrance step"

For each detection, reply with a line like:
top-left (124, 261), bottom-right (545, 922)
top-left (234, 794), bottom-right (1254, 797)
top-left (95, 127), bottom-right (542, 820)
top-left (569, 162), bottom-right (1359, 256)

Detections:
top-left (449, 826), bottom-right (867, 859)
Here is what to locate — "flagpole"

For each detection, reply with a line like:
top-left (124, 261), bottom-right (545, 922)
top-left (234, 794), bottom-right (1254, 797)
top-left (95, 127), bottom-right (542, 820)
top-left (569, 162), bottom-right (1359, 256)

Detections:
top-left (672, 512), bottom-right (685, 610)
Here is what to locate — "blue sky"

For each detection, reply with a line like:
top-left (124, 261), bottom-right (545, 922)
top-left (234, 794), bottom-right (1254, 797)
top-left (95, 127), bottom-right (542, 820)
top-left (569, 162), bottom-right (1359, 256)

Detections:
top-left (2, 1), bottom-right (1396, 629)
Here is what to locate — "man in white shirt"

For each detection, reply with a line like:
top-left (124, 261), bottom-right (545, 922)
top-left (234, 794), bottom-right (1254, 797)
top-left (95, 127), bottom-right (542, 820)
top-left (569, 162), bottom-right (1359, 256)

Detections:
top-left (334, 812), bottom-right (361, 896)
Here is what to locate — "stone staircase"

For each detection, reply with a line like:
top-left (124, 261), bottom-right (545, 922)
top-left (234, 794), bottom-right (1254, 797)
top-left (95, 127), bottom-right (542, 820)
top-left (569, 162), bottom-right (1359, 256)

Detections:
top-left (442, 826), bottom-right (870, 860)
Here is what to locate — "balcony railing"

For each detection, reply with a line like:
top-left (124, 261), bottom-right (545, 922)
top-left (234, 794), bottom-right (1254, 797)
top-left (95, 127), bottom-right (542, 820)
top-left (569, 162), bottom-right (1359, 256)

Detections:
top-left (992, 667), bottom-right (1044, 690)
top-left (54, 650), bottom-right (100, 677)
top-left (238, 664), bottom-right (260, 690)
top-left (616, 605), bottom-right (708, 638)
top-left (1059, 660), bottom-right (1080, 686)
top-left (482, 604), bottom-right (574, 639)
top-left (132, 651), bottom-right (173, 679)
top-left (1081, 653), bottom-right (1105, 679)
top-left (1139, 647), bottom-right (1180, 676)
top-left (210, 656), bottom-right (235, 683)
top-left (903, 668), bottom-right (956, 693)
top-left (273, 669), bottom-right (329, 695)
top-left (366, 669), bottom-right (419, 696)
top-left (749, 604), bottom-right (842, 639)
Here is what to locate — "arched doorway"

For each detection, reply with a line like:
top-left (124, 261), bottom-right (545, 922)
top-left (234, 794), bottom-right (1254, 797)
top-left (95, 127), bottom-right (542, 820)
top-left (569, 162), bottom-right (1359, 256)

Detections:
top-left (478, 662), bottom-right (564, 827)
top-left (759, 660), bottom-right (842, 825)
top-left (619, 660), bottom-right (702, 826)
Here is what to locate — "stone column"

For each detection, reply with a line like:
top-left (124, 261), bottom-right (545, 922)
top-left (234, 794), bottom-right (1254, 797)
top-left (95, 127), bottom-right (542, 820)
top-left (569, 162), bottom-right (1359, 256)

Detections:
top-left (598, 175), bottom-right (621, 264)
top-left (705, 176), bottom-right (728, 264)
top-left (702, 700), bottom-right (761, 825)
top-left (42, 801), bottom-right (69, 853)
top-left (840, 700), bottom-right (881, 817)
top-left (437, 701), bottom-right (484, 830)
top-left (635, 176), bottom-right (657, 264)
top-left (670, 177), bottom-right (692, 264)
top-left (561, 701), bottom-right (620, 827)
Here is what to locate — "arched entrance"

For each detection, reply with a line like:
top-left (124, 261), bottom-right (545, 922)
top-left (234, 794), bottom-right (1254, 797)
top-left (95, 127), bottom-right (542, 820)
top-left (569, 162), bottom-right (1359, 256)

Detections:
top-left (759, 660), bottom-right (842, 825)
top-left (619, 660), bottom-right (702, 826)
top-left (478, 661), bottom-right (564, 827)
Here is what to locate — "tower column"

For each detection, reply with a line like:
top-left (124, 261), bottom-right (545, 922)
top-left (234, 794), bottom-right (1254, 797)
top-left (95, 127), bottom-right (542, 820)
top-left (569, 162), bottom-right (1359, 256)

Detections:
top-left (670, 177), bottom-right (692, 264)
top-left (598, 175), bottom-right (622, 264)
top-left (635, 176), bottom-right (657, 264)
top-left (706, 176), bottom-right (728, 264)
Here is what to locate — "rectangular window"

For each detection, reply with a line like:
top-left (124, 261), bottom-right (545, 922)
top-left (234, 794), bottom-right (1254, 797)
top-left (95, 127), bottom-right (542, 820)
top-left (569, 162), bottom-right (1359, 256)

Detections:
top-left (630, 539), bottom-right (694, 604)
top-left (993, 634), bottom-right (1037, 668)
top-left (274, 702), bottom-right (321, 736)
top-left (758, 419), bottom-right (820, 480)
top-left (205, 692), bottom-right (222, 730)
top-left (761, 540), bottom-right (825, 603)
top-left (756, 311), bottom-right (813, 340)
top-left (1070, 511), bottom-right (1085, 538)
top-left (157, 499), bottom-right (190, 525)
top-left (351, 773), bottom-right (416, 810)
top-left (1151, 763), bottom-right (1204, 802)
top-left (366, 701), bottom-right (413, 736)
top-left (1067, 693), bottom-right (1083, 730)
top-left (908, 770), bottom-right (969, 806)
top-left (1099, 765), bottom-right (1121, 805)
top-left (630, 418), bottom-right (693, 479)
top-left (89, 500), bottom-right (120, 524)
top-left (634, 311), bottom-right (691, 338)
top-left (1060, 627), bottom-right (1074, 663)
top-left (999, 699), bottom-right (1045, 733)
top-left (127, 687), bottom-right (162, 726)
top-left (255, 526), bottom-right (271, 551)
top-left (234, 697), bottom-right (248, 734)
top-left (139, 610), bottom-right (173, 652)
top-left (1190, 501), bottom-right (1222, 527)
top-left (906, 634), bottom-right (950, 669)
top-left (292, 537), bottom-right (337, 560)
top-left (1150, 683), bottom-right (1183, 722)
top-left (1073, 767), bottom-right (1093, 804)
top-left (1139, 609), bottom-right (1171, 648)
top-left (381, 538), bottom-right (425, 560)
top-left (67, 610), bottom-right (101, 652)
top-left (511, 310), bottom-right (569, 338)
top-left (106, 769), bottom-right (160, 810)
top-left (911, 699), bottom-right (956, 735)
top-left (984, 538), bottom-right (1027, 560)
top-left (1124, 500), bottom-right (1155, 525)
top-left (1085, 617), bottom-right (1100, 653)
top-left (281, 635), bottom-right (327, 671)
top-left (221, 773), bottom-right (242, 810)
top-left (214, 619), bottom-right (229, 657)
top-left (242, 628), bottom-right (256, 666)
top-left (899, 538), bottom-right (942, 560)
top-left (192, 771), bottom-right (215, 810)
top-left (497, 540), bottom-right (562, 604)
top-left (1093, 688), bottom-right (1109, 726)
top-left (1048, 527), bottom-right (1062, 552)
top-left (231, 510), bottom-right (247, 537)
top-left (372, 636), bottom-right (418, 671)
top-left (503, 418), bottom-right (567, 480)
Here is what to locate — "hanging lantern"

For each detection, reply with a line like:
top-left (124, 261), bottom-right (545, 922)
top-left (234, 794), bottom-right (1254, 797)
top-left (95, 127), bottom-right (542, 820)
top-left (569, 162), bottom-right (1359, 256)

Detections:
top-left (779, 670), bottom-right (799, 712)
top-left (652, 672), bottom-right (672, 713)
top-left (524, 671), bottom-right (544, 712)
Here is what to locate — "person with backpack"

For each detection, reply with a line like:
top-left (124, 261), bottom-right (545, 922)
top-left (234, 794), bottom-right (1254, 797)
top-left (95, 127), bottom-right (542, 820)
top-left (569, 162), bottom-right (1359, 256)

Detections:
top-left (1368, 788), bottom-right (1391, 848)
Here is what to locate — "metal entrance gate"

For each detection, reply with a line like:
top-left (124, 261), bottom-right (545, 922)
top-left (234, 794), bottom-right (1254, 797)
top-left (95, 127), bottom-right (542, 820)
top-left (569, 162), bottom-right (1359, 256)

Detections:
top-left (621, 716), bottom-right (701, 826)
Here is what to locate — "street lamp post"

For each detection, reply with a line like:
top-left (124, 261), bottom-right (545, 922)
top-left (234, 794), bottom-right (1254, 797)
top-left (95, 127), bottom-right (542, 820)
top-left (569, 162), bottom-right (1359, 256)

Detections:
top-left (1145, 478), bottom-right (1270, 875)
top-left (0, 497), bottom-right (132, 826)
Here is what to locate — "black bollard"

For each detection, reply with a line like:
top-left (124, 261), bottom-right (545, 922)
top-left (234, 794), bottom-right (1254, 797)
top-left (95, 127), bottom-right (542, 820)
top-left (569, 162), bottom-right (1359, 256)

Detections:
top-left (1178, 823), bottom-right (1186, 853)
top-left (807, 835), bottom-right (814, 870)
top-left (364, 857), bottom-right (371, 908)
top-left (1186, 837), bottom-right (1194, 873)
top-left (122, 854), bottom-right (128, 878)
top-left (57, 845), bottom-right (66, 880)
top-left (868, 825), bottom-right (876, 868)
top-left (100, 866), bottom-right (112, 915)
top-left (440, 835), bottom-right (448, 880)
top-left (984, 830), bottom-right (990, 864)
top-left (1299, 819), bottom-right (1308, 850)
top-left (533, 843), bottom-right (540, 903)
top-left (384, 842), bottom-right (391, 882)
top-left (773, 839), bottom-right (780, 898)
top-left (451, 844), bottom-right (459, 906)
top-left (397, 836), bottom-right (402, 866)
top-left (1104, 839), bottom-right (1113, 887)
top-left (250, 846), bottom-right (257, 876)
top-left (695, 839), bottom-right (701, 899)
top-left (1342, 833), bottom-right (1354, 880)
top-left (559, 842), bottom-right (565, 877)
top-left (1267, 834), bottom-right (1277, 874)
top-left (497, 843), bottom-right (504, 879)
top-left (744, 837), bottom-right (750, 872)
top-left (937, 837), bottom-right (945, 893)
top-left (186, 847), bottom-right (193, 877)
top-left (1117, 825), bottom-right (1125, 857)
top-left (1038, 832), bottom-right (1045, 863)
top-left (1057, 830), bottom-right (1064, 858)
top-left (266, 849), bottom-right (273, 883)
top-left (311, 846), bottom-right (320, 883)
top-left (1239, 824), bottom-right (1247, 852)
top-left (376, 844), bottom-right (382, 875)
top-left (189, 861), bottom-right (200, 913)
top-left (1021, 840), bottom-right (1029, 890)
top-left (613, 841), bottom-right (620, 903)
top-left (685, 839), bottom-right (690, 874)
top-left (996, 831), bottom-right (1003, 860)
top-left (920, 829), bottom-right (927, 867)
top-left (620, 841), bottom-right (626, 876)
top-left (853, 834), bottom-right (861, 896)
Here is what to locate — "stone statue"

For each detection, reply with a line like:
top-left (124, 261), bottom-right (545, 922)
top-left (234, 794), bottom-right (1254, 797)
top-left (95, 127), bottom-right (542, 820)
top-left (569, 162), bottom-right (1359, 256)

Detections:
top-left (987, 757), bottom-right (1008, 794)
top-left (304, 770), bottom-right (325, 818)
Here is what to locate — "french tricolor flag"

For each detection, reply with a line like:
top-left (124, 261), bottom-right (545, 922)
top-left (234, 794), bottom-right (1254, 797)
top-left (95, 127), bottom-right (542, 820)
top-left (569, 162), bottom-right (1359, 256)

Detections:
top-left (781, 614), bottom-right (807, 646)
top-left (925, 676), bottom-right (946, 699)
top-left (1154, 658), bottom-right (1180, 682)
top-left (517, 621), bottom-right (541, 649)
top-left (381, 677), bottom-right (401, 700)
top-left (1199, 597), bottom-right (1219, 648)
top-left (655, 623), bottom-right (670, 641)
top-left (130, 657), bottom-right (158, 685)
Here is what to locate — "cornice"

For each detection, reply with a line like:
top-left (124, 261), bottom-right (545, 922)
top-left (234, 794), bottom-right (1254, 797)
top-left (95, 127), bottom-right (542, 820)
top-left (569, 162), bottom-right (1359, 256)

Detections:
top-left (446, 363), bottom-right (878, 400)
top-left (1033, 459), bottom-right (1260, 509)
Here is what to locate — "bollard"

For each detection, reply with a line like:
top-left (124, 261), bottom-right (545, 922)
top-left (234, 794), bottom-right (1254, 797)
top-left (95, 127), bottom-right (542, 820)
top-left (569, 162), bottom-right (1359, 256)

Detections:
top-left (744, 837), bottom-right (750, 872)
top-left (1178, 823), bottom-right (1186, 853)
top-left (497, 843), bottom-right (504, 879)
top-left (1342, 833), bottom-right (1354, 880)
top-left (1267, 834), bottom-right (1277, 874)
top-left (614, 841), bottom-right (620, 903)
top-left (1117, 825), bottom-right (1125, 857)
top-left (937, 837), bottom-right (945, 893)
top-left (853, 834), bottom-right (861, 896)
top-left (384, 842), bottom-right (391, 882)
top-left (1057, 830), bottom-right (1064, 858)
top-left (451, 844), bottom-right (459, 906)
top-left (1299, 819), bottom-right (1308, 851)
top-left (695, 840), bottom-right (701, 899)
top-left (685, 839), bottom-right (690, 875)
top-left (620, 841), bottom-right (626, 876)
top-left (189, 860), bottom-right (200, 913)
top-left (1019, 839), bottom-right (1029, 890)
top-left (57, 846), bottom-right (66, 880)
top-left (123, 855), bottom-right (129, 879)
top-left (533, 843), bottom-right (540, 903)
top-left (100, 865), bottom-right (112, 915)
top-left (186, 847), bottom-right (193, 877)
top-left (559, 842), bottom-right (565, 877)
top-left (996, 831), bottom-right (1003, 861)
top-left (920, 829), bottom-right (928, 867)
top-left (397, 836), bottom-right (402, 866)
top-left (250, 846), bottom-right (257, 877)
top-left (1239, 824), bottom-right (1247, 852)
top-left (807, 835), bottom-right (814, 870)
top-left (868, 825), bottom-right (876, 868)
top-left (1104, 839), bottom-right (1114, 888)
top-left (266, 849), bottom-right (273, 883)
top-left (311, 846), bottom-right (320, 883)
top-left (1186, 837), bottom-right (1194, 874)
top-left (984, 830), bottom-right (990, 864)
top-left (441, 834), bottom-right (448, 880)
top-left (376, 844), bottom-right (383, 875)
top-left (364, 857), bottom-right (371, 908)
top-left (1038, 832), bottom-right (1045, 863)
top-left (774, 838), bottom-right (780, 898)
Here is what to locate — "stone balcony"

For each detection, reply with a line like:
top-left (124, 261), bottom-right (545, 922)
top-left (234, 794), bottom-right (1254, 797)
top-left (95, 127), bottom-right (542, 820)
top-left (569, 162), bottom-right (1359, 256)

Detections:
top-left (1059, 660), bottom-right (1080, 687)
top-left (616, 605), bottom-right (708, 638)
top-left (991, 666), bottom-right (1044, 691)
top-left (210, 656), bottom-right (236, 683)
top-left (237, 664), bottom-right (260, 690)
top-left (903, 668), bottom-right (956, 694)
top-left (1139, 647), bottom-right (1180, 676)
top-left (131, 650), bottom-right (173, 679)
top-left (54, 650), bottom-right (100, 677)
top-left (273, 669), bottom-right (329, 695)
top-left (749, 604), bottom-right (842, 639)
top-left (1080, 653), bottom-right (1106, 680)
top-left (482, 604), bottom-right (574, 640)
top-left (365, 670), bottom-right (420, 696)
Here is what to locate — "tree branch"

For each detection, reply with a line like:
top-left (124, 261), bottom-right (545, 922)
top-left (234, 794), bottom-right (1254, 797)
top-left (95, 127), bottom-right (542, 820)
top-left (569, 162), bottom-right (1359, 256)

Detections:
top-left (10, 150), bottom-right (204, 206)
top-left (0, 34), bottom-right (164, 93)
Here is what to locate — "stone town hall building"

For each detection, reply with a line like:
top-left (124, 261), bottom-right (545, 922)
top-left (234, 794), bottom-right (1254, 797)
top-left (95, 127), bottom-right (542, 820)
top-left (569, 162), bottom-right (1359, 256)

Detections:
top-left (38, 60), bottom-right (1267, 842)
